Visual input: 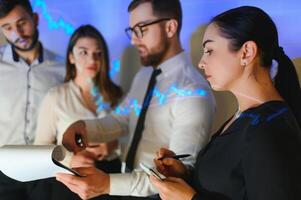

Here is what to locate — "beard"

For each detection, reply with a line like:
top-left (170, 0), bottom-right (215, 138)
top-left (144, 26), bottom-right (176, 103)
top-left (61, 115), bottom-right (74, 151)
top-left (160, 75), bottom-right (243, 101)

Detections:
top-left (6, 29), bottom-right (39, 52)
top-left (139, 34), bottom-right (170, 67)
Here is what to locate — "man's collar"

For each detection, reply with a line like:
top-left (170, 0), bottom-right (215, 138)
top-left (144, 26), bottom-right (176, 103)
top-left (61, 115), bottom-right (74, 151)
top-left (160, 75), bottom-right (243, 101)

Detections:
top-left (157, 51), bottom-right (187, 76)
top-left (11, 42), bottom-right (44, 64)
top-left (12, 46), bottom-right (19, 62)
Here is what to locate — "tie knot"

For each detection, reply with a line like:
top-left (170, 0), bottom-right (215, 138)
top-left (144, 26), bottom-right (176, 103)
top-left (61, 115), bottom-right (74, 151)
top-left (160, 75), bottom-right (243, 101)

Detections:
top-left (153, 68), bottom-right (162, 76)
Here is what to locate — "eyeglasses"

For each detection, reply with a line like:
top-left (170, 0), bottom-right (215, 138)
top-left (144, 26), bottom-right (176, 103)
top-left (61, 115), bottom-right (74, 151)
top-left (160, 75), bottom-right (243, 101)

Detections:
top-left (125, 18), bottom-right (171, 40)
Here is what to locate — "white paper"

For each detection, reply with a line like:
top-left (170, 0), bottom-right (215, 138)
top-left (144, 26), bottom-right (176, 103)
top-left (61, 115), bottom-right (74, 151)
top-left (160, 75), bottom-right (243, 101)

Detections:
top-left (0, 145), bottom-right (74, 182)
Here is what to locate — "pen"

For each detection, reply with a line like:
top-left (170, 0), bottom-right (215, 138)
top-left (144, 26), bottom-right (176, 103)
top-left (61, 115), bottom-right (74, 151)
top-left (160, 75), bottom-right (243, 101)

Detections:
top-left (75, 133), bottom-right (84, 148)
top-left (158, 154), bottom-right (191, 161)
top-left (75, 133), bottom-right (100, 148)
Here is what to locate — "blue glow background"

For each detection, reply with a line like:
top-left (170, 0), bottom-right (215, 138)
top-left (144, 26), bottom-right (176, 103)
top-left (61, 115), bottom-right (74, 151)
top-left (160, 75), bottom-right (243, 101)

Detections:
top-left (31, 0), bottom-right (301, 87)
top-left (32, 0), bottom-right (301, 58)
top-left (29, 0), bottom-right (301, 131)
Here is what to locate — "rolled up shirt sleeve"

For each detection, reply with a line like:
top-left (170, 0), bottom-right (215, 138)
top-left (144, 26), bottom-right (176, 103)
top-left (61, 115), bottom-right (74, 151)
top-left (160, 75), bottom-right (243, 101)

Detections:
top-left (84, 114), bottom-right (128, 143)
top-left (109, 170), bottom-right (158, 196)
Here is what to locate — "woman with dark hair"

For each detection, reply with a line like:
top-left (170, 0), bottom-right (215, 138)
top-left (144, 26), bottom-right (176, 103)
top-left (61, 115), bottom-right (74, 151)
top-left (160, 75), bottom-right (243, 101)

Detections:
top-left (150, 6), bottom-right (301, 200)
top-left (35, 25), bottom-right (123, 172)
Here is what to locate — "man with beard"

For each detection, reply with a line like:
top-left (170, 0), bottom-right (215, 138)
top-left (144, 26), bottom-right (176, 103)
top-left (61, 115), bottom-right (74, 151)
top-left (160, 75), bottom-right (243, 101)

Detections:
top-left (56, 0), bottom-right (215, 199)
top-left (0, 0), bottom-right (65, 199)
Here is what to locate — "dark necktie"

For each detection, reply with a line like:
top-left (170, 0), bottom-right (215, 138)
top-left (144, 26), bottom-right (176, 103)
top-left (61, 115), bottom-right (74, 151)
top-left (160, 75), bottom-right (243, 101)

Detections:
top-left (125, 68), bottom-right (162, 171)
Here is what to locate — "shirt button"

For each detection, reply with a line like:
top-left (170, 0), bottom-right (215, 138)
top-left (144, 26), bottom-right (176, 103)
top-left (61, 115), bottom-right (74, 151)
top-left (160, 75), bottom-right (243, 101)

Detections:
top-left (26, 119), bottom-right (30, 124)
top-left (28, 85), bottom-right (31, 89)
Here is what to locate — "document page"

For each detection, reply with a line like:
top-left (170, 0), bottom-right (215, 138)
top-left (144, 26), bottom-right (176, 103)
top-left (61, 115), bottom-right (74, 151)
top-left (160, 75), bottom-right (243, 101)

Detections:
top-left (0, 145), bottom-right (77, 182)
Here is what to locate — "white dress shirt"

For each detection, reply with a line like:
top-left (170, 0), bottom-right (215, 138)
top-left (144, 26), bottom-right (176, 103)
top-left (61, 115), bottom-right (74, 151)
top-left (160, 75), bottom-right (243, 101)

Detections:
top-left (0, 44), bottom-right (65, 146)
top-left (84, 52), bottom-right (215, 196)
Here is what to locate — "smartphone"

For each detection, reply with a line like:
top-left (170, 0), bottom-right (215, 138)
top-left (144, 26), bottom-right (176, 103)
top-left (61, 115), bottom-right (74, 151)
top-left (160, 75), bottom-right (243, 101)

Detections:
top-left (139, 162), bottom-right (164, 181)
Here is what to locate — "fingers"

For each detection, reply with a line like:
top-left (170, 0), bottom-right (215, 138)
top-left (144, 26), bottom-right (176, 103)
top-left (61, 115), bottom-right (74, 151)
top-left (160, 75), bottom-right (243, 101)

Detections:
top-left (162, 158), bottom-right (179, 166)
top-left (71, 152), bottom-right (96, 168)
top-left (86, 145), bottom-right (100, 153)
top-left (154, 158), bottom-right (177, 176)
top-left (86, 144), bottom-right (108, 157)
top-left (77, 156), bottom-right (94, 166)
top-left (72, 167), bottom-right (92, 175)
top-left (56, 173), bottom-right (90, 200)
top-left (156, 148), bottom-right (175, 159)
top-left (164, 176), bottom-right (184, 183)
top-left (150, 176), bottom-right (169, 200)
top-left (154, 158), bottom-right (167, 174)
top-left (82, 150), bottom-right (99, 160)
top-left (151, 175), bottom-right (183, 185)
top-left (150, 175), bottom-right (161, 185)
top-left (107, 140), bottom-right (119, 152)
top-left (56, 167), bottom-right (107, 200)
top-left (72, 160), bottom-right (94, 168)
top-left (155, 148), bottom-right (172, 174)
top-left (72, 167), bottom-right (101, 176)
top-left (86, 140), bottom-right (118, 160)
top-left (56, 173), bottom-right (84, 187)
top-left (153, 157), bottom-right (182, 173)
top-left (86, 146), bottom-right (106, 161)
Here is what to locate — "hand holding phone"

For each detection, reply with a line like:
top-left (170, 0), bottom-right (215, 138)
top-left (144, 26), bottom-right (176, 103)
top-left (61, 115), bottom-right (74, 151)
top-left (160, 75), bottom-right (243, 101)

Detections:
top-left (140, 162), bottom-right (164, 181)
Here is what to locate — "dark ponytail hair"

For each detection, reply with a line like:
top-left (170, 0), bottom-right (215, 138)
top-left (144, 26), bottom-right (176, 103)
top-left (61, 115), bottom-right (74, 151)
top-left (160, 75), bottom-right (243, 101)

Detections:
top-left (211, 6), bottom-right (301, 126)
top-left (273, 47), bottom-right (301, 126)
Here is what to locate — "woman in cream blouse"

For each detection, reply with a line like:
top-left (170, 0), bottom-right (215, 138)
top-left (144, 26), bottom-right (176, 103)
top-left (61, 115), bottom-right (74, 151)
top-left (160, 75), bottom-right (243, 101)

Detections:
top-left (34, 25), bottom-right (123, 172)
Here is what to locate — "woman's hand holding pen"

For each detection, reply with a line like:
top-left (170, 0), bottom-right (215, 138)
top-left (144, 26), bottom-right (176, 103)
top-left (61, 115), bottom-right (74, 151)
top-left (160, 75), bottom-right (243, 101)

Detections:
top-left (154, 148), bottom-right (189, 179)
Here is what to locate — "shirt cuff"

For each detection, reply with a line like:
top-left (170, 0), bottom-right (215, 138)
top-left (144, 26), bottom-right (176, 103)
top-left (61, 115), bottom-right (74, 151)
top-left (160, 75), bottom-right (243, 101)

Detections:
top-left (109, 173), bottom-right (132, 196)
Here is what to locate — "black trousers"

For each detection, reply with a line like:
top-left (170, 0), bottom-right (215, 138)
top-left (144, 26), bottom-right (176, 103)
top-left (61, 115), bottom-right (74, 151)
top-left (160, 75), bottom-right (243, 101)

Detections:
top-left (0, 171), bottom-right (28, 200)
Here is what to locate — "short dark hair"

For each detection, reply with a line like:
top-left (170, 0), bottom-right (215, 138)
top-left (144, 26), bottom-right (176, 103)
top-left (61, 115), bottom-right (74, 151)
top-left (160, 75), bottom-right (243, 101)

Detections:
top-left (211, 6), bottom-right (301, 126)
top-left (128, 0), bottom-right (182, 36)
top-left (0, 0), bottom-right (33, 18)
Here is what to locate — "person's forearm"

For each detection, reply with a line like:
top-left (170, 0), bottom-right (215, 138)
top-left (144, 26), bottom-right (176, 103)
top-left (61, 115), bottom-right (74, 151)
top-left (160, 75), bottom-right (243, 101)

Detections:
top-left (110, 171), bottom-right (158, 197)
top-left (84, 115), bottom-right (127, 143)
